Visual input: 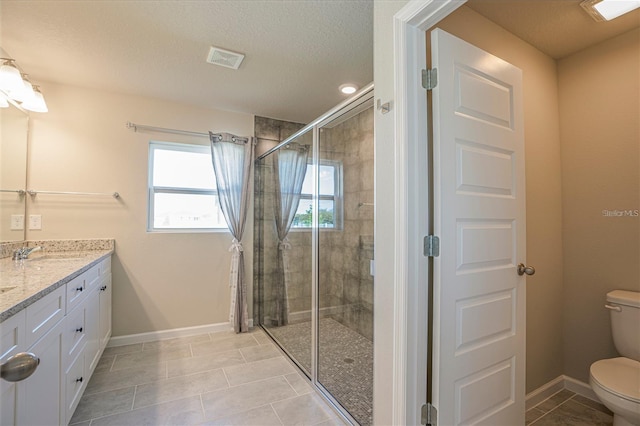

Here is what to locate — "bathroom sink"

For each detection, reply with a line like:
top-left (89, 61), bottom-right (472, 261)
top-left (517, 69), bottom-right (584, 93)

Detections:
top-left (0, 286), bottom-right (17, 294)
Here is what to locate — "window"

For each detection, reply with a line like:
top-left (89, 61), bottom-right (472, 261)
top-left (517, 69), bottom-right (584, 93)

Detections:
top-left (292, 161), bottom-right (342, 229)
top-left (148, 141), bottom-right (227, 231)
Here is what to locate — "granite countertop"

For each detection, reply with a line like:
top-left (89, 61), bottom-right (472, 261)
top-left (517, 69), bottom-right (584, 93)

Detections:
top-left (0, 249), bottom-right (113, 323)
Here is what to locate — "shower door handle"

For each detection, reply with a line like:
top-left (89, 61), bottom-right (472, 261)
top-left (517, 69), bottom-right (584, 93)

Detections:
top-left (517, 263), bottom-right (535, 276)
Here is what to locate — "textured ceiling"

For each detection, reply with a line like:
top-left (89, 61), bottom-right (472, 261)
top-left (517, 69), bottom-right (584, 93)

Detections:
top-left (2, 1), bottom-right (638, 124)
top-left (0, 0), bottom-right (373, 123)
top-left (466, 0), bottom-right (640, 59)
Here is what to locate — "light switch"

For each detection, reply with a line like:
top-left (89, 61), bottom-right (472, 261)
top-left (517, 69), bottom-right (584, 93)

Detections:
top-left (10, 215), bottom-right (24, 230)
top-left (29, 215), bottom-right (42, 230)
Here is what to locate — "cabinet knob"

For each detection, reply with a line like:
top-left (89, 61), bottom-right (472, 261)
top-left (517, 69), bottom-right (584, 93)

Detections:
top-left (75, 327), bottom-right (83, 333)
top-left (75, 377), bottom-right (83, 383)
top-left (1, 352), bottom-right (40, 382)
top-left (75, 287), bottom-right (83, 292)
top-left (100, 285), bottom-right (107, 291)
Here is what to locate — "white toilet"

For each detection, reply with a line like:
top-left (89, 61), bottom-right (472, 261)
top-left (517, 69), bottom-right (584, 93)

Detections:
top-left (590, 290), bottom-right (640, 426)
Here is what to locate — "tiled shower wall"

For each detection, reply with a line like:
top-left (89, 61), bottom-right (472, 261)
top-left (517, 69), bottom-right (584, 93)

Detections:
top-left (254, 108), bottom-right (374, 340)
top-left (319, 107), bottom-right (374, 340)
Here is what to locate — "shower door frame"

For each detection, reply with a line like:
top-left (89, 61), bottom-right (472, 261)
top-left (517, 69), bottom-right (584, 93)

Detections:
top-left (257, 84), bottom-right (375, 426)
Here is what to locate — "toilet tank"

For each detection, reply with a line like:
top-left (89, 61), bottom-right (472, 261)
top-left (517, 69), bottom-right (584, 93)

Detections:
top-left (607, 290), bottom-right (640, 361)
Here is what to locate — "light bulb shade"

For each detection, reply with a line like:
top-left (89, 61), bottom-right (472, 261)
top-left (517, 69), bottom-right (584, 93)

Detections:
top-left (9, 75), bottom-right (35, 103)
top-left (0, 93), bottom-right (8, 108)
top-left (21, 86), bottom-right (48, 113)
top-left (0, 60), bottom-right (25, 93)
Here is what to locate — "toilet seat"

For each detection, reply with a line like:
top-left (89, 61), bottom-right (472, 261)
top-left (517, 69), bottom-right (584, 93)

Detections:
top-left (590, 357), bottom-right (640, 403)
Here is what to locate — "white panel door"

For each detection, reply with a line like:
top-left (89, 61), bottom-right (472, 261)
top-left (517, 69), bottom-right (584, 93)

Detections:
top-left (431, 28), bottom-right (527, 426)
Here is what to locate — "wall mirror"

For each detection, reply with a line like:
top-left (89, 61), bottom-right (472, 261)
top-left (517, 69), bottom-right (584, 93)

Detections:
top-left (0, 102), bottom-right (29, 243)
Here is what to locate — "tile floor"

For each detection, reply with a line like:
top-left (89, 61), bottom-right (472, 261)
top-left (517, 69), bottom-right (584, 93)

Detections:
top-left (526, 389), bottom-right (613, 426)
top-left (69, 328), bottom-right (346, 426)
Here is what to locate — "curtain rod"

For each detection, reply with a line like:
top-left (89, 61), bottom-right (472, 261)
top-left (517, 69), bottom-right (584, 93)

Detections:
top-left (126, 121), bottom-right (280, 143)
top-left (126, 121), bottom-right (209, 138)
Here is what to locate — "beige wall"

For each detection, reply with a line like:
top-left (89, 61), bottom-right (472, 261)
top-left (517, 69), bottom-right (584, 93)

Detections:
top-left (559, 28), bottom-right (640, 383)
top-left (25, 82), bottom-right (254, 336)
top-left (437, 6), bottom-right (565, 393)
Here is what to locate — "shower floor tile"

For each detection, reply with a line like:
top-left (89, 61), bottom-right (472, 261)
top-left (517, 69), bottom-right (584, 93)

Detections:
top-left (266, 318), bottom-right (373, 426)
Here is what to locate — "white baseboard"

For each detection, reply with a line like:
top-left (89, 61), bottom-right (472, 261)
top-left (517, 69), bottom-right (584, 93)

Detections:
top-left (526, 376), bottom-right (565, 410)
top-left (107, 318), bottom-right (254, 347)
top-left (564, 375), bottom-right (598, 401)
top-left (526, 375), bottom-right (600, 411)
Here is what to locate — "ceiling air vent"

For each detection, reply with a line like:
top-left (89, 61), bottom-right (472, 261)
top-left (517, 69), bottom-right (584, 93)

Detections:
top-left (206, 46), bottom-right (245, 70)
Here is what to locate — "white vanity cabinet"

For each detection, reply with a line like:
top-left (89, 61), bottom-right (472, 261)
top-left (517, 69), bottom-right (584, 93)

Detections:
top-left (0, 254), bottom-right (112, 426)
top-left (62, 256), bottom-right (112, 423)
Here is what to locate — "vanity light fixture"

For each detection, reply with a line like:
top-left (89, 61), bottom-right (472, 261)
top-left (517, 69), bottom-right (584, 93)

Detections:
top-left (9, 74), bottom-right (35, 103)
top-left (581, 0), bottom-right (640, 21)
top-left (339, 84), bottom-right (358, 95)
top-left (0, 57), bottom-right (48, 112)
top-left (21, 85), bottom-right (48, 113)
top-left (0, 59), bottom-right (24, 93)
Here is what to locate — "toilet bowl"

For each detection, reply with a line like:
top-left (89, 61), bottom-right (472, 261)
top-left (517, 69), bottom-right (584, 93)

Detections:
top-left (590, 357), bottom-right (640, 426)
top-left (589, 290), bottom-right (640, 426)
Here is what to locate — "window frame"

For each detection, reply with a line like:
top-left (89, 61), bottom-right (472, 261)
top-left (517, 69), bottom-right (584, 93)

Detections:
top-left (147, 140), bottom-right (227, 233)
top-left (292, 159), bottom-right (343, 230)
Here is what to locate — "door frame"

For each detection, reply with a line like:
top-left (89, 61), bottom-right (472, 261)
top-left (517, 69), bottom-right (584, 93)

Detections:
top-left (385, 1), bottom-right (467, 424)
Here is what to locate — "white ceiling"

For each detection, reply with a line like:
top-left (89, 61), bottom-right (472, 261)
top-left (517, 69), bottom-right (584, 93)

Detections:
top-left (465, 0), bottom-right (640, 59)
top-left (0, 0), bottom-right (373, 124)
top-left (1, 1), bottom-right (638, 124)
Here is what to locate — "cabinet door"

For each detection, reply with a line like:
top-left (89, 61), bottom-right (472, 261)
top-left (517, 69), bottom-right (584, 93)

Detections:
top-left (17, 319), bottom-right (64, 426)
top-left (99, 274), bottom-right (112, 349)
top-left (84, 288), bottom-right (100, 376)
top-left (1, 310), bottom-right (26, 426)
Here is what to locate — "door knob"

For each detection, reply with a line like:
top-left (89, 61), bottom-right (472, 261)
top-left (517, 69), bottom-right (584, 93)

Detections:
top-left (517, 263), bottom-right (535, 276)
top-left (1, 352), bottom-right (40, 382)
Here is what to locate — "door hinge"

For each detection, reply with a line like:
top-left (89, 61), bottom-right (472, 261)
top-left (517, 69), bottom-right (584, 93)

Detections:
top-left (424, 235), bottom-right (440, 257)
top-left (422, 68), bottom-right (438, 90)
top-left (421, 403), bottom-right (437, 425)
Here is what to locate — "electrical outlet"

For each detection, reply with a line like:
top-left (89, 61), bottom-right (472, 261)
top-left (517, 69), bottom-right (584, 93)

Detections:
top-left (29, 215), bottom-right (42, 230)
top-left (10, 215), bottom-right (24, 230)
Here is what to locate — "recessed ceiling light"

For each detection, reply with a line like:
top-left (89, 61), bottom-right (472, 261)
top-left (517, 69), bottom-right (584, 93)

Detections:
top-left (339, 84), bottom-right (358, 95)
top-left (580, 0), bottom-right (640, 21)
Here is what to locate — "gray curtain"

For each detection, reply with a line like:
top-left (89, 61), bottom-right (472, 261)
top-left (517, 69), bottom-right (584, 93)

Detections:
top-left (209, 132), bottom-right (254, 333)
top-left (273, 144), bottom-right (309, 326)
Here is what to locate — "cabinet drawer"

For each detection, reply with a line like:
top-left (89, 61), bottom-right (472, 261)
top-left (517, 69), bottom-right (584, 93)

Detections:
top-left (66, 274), bottom-right (87, 313)
top-left (98, 257), bottom-right (111, 278)
top-left (64, 350), bottom-right (86, 423)
top-left (81, 263), bottom-right (101, 294)
top-left (1, 309), bottom-right (26, 362)
top-left (63, 304), bottom-right (87, 368)
top-left (25, 286), bottom-right (65, 349)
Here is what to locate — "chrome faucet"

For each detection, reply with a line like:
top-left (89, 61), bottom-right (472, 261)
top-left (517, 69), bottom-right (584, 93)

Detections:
top-left (12, 246), bottom-right (42, 260)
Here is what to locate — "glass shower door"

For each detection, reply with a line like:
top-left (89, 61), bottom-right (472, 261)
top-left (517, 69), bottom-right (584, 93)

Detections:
top-left (316, 104), bottom-right (374, 426)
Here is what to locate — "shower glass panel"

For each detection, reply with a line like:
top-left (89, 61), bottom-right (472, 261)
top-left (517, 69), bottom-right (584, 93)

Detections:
top-left (256, 129), bottom-right (314, 375)
top-left (317, 104), bottom-right (374, 426)
top-left (255, 85), bottom-right (373, 425)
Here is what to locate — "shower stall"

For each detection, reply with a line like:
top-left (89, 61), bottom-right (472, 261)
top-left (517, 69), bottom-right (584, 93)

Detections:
top-left (254, 85), bottom-right (374, 425)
